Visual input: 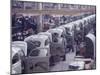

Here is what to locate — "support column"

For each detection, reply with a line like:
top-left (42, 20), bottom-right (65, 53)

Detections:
top-left (39, 3), bottom-right (43, 32)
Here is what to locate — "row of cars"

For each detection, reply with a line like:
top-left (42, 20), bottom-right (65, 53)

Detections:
top-left (11, 14), bottom-right (96, 74)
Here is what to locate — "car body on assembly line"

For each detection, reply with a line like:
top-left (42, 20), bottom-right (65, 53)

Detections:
top-left (12, 46), bottom-right (25, 74)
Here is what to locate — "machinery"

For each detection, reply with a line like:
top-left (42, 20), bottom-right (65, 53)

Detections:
top-left (69, 61), bottom-right (85, 70)
top-left (69, 33), bottom-right (96, 70)
top-left (24, 35), bottom-right (50, 73)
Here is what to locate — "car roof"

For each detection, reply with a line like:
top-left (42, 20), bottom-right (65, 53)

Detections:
top-left (48, 28), bottom-right (63, 33)
top-left (73, 20), bottom-right (82, 26)
top-left (63, 23), bottom-right (74, 30)
top-left (38, 32), bottom-right (51, 36)
top-left (24, 35), bottom-right (48, 42)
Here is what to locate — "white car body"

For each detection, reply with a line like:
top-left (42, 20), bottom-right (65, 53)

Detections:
top-left (24, 35), bottom-right (50, 57)
top-left (47, 28), bottom-right (66, 57)
top-left (57, 26), bottom-right (66, 36)
top-left (86, 33), bottom-right (96, 59)
top-left (38, 32), bottom-right (52, 42)
top-left (73, 20), bottom-right (83, 31)
top-left (12, 46), bottom-right (23, 74)
top-left (47, 28), bottom-right (64, 38)
top-left (82, 14), bottom-right (96, 27)
top-left (62, 22), bottom-right (75, 36)
top-left (12, 41), bottom-right (27, 56)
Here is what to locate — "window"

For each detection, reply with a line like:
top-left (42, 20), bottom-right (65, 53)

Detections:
top-left (52, 33), bottom-right (59, 38)
top-left (33, 41), bottom-right (41, 47)
top-left (65, 28), bottom-right (70, 34)
top-left (12, 53), bottom-right (19, 64)
top-left (29, 49), bottom-right (40, 56)
top-left (27, 40), bottom-right (41, 49)
top-left (61, 4), bottom-right (69, 8)
top-left (42, 3), bottom-right (58, 9)
top-left (19, 50), bottom-right (25, 57)
top-left (24, 2), bottom-right (39, 9)
top-left (45, 39), bottom-right (49, 46)
top-left (61, 34), bottom-right (64, 38)
top-left (12, 1), bottom-right (24, 9)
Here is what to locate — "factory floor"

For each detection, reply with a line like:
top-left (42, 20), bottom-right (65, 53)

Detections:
top-left (50, 52), bottom-right (76, 71)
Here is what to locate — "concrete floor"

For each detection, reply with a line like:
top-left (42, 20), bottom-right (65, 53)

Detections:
top-left (50, 52), bottom-right (76, 71)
